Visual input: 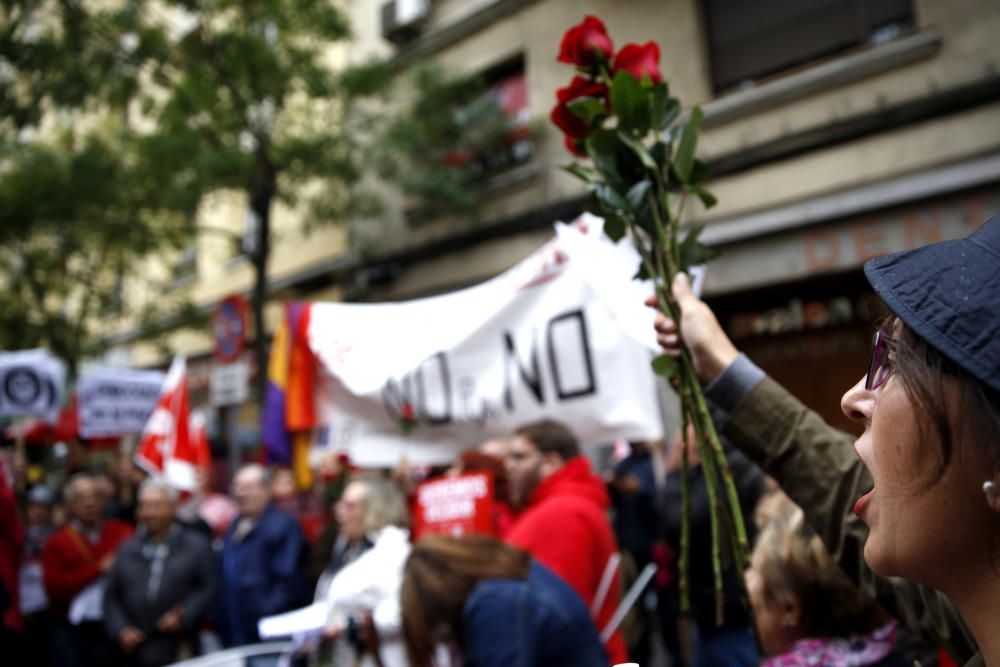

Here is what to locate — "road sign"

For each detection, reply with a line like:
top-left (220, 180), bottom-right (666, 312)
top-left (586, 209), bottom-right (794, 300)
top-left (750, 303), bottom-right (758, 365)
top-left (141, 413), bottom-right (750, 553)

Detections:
top-left (213, 295), bottom-right (248, 364)
top-left (210, 360), bottom-right (249, 407)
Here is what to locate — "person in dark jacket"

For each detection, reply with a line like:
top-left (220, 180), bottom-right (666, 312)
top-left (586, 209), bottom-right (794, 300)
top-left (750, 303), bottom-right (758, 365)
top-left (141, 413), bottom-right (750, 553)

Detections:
top-left (659, 427), bottom-right (765, 667)
top-left (608, 440), bottom-right (660, 665)
top-left (218, 464), bottom-right (308, 647)
top-left (401, 534), bottom-right (607, 667)
top-left (104, 479), bottom-right (217, 666)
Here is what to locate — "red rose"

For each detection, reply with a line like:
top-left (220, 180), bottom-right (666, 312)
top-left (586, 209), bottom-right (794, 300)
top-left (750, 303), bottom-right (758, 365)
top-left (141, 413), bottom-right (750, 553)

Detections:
top-left (613, 41), bottom-right (662, 84)
top-left (441, 148), bottom-right (473, 168)
top-left (564, 135), bottom-right (587, 157)
top-left (550, 76), bottom-right (609, 139)
top-left (558, 16), bottom-right (614, 67)
top-left (400, 403), bottom-right (415, 421)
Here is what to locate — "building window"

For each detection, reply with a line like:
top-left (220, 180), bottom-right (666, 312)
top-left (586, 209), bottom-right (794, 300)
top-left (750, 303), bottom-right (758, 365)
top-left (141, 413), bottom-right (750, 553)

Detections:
top-left (170, 243), bottom-right (198, 287)
top-left (703, 0), bottom-right (915, 94)
top-left (446, 58), bottom-right (534, 180)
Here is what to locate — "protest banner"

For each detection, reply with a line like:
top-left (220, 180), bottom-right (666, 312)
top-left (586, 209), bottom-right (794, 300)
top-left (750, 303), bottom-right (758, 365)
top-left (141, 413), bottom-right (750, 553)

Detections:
top-left (308, 216), bottom-right (663, 466)
top-left (0, 349), bottom-right (65, 421)
top-left (412, 472), bottom-right (495, 540)
top-left (77, 369), bottom-right (165, 438)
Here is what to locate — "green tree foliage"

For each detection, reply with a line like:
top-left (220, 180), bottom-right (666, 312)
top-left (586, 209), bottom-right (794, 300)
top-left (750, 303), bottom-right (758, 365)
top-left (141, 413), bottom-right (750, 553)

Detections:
top-left (0, 0), bottom-right (389, 386)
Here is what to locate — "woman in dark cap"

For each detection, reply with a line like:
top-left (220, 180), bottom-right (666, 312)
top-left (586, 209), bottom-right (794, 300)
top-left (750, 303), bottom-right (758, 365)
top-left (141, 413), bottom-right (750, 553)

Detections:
top-left (649, 215), bottom-right (1000, 666)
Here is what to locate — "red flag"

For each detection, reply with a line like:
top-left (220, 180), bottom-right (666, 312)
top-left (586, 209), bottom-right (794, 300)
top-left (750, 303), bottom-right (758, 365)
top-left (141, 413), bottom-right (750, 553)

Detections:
top-left (188, 410), bottom-right (212, 468)
top-left (135, 357), bottom-right (196, 491)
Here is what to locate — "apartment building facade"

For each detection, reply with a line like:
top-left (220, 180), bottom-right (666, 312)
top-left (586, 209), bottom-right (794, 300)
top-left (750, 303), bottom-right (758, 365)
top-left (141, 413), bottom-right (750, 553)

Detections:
top-left (112, 0), bottom-right (1000, 442)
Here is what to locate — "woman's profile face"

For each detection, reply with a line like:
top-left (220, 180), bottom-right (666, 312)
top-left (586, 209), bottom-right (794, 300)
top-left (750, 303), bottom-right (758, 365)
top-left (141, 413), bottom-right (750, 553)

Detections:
top-left (745, 549), bottom-right (799, 656)
top-left (841, 352), bottom-right (987, 588)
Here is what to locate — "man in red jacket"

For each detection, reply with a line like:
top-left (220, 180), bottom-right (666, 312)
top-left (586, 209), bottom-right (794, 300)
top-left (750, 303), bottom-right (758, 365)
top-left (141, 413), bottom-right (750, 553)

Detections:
top-left (42, 473), bottom-right (133, 667)
top-left (504, 419), bottom-right (627, 665)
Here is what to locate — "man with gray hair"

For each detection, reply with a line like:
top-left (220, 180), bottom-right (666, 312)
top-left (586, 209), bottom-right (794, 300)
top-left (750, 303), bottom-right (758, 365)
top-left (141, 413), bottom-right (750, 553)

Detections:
top-left (42, 472), bottom-right (134, 667)
top-left (103, 479), bottom-right (217, 666)
top-left (218, 464), bottom-right (307, 647)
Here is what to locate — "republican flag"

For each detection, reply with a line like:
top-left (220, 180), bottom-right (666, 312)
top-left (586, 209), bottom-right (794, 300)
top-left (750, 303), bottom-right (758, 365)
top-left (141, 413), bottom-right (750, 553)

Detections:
top-left (261, 302), bottom-right (316, 489)
top-left (135, 357), bottom-right (200, 491)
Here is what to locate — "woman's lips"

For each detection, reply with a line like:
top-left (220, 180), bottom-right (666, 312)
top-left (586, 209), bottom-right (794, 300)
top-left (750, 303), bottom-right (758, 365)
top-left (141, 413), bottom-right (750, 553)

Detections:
top-left (854, 489), bottom-right (873, 518)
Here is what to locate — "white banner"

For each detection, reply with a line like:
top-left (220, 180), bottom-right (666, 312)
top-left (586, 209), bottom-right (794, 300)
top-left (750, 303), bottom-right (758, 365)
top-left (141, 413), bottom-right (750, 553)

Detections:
top-left (308, 216), bottom-right (663, 467)
top-left (0, 349), bottom-right (65, 421)
top-left (77, 368), bottom-right (166, 438)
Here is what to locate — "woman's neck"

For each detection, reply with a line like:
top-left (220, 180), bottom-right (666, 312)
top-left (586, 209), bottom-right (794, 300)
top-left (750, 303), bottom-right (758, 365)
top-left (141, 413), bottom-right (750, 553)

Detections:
top-left (945, 566), bottom-right (1000, 665)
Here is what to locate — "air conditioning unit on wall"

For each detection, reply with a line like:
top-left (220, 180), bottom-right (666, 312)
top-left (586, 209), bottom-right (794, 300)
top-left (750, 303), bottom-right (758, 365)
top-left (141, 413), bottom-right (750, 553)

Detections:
top-left (381, 0), bottom-right (430, 44)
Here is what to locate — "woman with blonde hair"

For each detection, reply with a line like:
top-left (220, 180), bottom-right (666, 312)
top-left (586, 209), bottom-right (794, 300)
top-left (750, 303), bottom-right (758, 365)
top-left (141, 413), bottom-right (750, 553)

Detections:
top-left (747, 493), bottom-right (905, 666)
top-left (400, 534), bottom-right (607, 667)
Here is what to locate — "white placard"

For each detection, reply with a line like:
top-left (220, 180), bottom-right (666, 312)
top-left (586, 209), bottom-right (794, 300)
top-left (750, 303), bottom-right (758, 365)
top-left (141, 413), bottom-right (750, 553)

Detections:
top-left (77, 369), bottom-right (166, 438)
top-left (210, 361), bottom-right (249, 407)
top-left (308, 215), bottom-right (663, 467)
top-left (0, 349), bottom-right (65, 420)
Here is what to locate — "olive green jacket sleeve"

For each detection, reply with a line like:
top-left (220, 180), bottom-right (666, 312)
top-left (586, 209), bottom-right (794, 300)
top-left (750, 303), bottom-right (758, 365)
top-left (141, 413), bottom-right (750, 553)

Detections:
top-left (709, 358), bottom-right (978, 664)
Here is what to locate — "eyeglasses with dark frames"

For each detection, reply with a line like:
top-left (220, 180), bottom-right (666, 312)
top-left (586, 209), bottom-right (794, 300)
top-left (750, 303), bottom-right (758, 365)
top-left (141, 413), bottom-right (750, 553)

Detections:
top-left (865, 330), bottom-right (894, 391)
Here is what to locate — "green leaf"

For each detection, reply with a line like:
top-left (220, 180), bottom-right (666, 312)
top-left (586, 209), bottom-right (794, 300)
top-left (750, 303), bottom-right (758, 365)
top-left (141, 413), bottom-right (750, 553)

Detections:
top-left (650, 141), bottom-right (668, 166)
top-left (690, 186), bottom-right (717, 209)
top-left (603, 215), bottom-right (627, 242)
top-left (635, 205), bottom-right (657, 237)
top-left (610, 70), bottom-right (649, 135)
top-left (674, 106), bottom-right (703, 183)
top-left (560, 163), bottom-right (604, 185)
top-left (567, 97), bottom-right (608, 124)
top-left (689, 159), bottom-right (711, 185)
top-left (651, 354), bottom-right (680, 379)
top-left (586, 129), bottom-right (625, 191)
top-left (650, 85), bottom-right (680, 132)
top-left (626, 180), bottom-right (652, 211)
top-left (596, 184), bottom-right (629, 212)
top-left (633, 262), bottom-right (651, 281)
top-left (617, 131), bottom-right (657, 171)
top-left (678, 224), bottom-right (720, 269)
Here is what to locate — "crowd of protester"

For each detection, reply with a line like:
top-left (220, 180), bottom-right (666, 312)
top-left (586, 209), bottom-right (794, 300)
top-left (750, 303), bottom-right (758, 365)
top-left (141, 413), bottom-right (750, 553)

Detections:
top-left (0, 217), bottom-right (995, 667)
top-left (0, 420), bottom-right (954, 667)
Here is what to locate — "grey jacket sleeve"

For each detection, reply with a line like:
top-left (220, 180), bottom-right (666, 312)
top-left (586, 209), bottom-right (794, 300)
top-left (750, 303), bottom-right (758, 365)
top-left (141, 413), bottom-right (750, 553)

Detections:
top-left (103, 551), bottom-right (130, 639)
top-left (178, 534), bottom-right (218, 631)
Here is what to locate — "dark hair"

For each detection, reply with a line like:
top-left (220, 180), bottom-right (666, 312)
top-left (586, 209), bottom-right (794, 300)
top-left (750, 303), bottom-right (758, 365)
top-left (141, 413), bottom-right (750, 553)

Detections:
top-left (401, 535), bottom-right (531, 667)
top-left (458, 450), bottom-right (511, 506)
top-left (887, 317), bottom-right (1000, 488)
top-left (515, 419), bottom-right (579, 461)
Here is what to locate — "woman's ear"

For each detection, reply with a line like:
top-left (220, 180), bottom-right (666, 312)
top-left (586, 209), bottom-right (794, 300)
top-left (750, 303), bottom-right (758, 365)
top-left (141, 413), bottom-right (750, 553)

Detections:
top-left (779, 595), bottom-right (803, 629)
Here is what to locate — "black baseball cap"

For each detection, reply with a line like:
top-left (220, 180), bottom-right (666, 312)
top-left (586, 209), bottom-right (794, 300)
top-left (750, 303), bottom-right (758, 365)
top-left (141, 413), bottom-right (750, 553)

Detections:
top-left (864, 213), bottom-right (1000, 394)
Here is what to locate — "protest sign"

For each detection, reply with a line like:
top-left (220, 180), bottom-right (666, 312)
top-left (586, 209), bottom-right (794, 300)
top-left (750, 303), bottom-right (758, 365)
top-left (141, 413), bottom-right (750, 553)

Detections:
top-left (0, 349), bottom-right (65, 420)
top-left (77, 369), bottom-right (165, 438)
top-left (308, 216), bottom-right (663, 466)
top-left (412, 472), bottom-right (495, 540)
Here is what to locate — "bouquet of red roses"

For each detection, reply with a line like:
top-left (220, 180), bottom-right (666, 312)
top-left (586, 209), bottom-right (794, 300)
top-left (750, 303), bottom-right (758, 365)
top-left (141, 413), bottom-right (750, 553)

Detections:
top-left (551, 16), bottom-right (749, 622)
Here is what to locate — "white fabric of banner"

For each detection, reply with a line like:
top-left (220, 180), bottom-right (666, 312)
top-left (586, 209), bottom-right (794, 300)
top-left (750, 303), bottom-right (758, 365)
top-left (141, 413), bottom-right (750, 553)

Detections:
top-left (308, 216), bottom-right (663, 467)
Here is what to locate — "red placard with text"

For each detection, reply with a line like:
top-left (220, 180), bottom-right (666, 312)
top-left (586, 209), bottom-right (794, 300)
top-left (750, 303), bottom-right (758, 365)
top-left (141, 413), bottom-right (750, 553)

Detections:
top-left (413, 472), bottom-right (495, 540)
